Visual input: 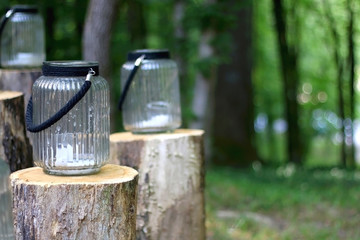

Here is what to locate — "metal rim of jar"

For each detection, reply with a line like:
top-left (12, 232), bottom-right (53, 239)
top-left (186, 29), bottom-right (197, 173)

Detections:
top-left (42, 61), bottom-right (100, 77)
top-left (127, 49), bottom-right (170, 61)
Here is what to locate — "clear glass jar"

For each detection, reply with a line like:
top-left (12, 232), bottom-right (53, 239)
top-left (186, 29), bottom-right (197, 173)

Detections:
top-left (31, 61), bottom-right (110, 175)
top-left (0, 5), bottom-right (45, 68)
top-left (121, 49), bottom-right (182, 133)
top-left (0, 159), bottom-right (14, 240)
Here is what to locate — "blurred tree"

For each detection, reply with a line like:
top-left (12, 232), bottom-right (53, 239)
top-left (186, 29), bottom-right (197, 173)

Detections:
top-left (272, 0), bottom-right (304, 164)
top-left (346, 0), bottom-right (356, 167)
top-left (127, 0), bottom-right (147, 49)
top-left (212, 0), bottom-right (257, 166)
top-left (83, 0), bottom-right (120, 84)
top-left (83, 0), bottom-right (120, 131)
top-left (253, 0), bottom-right (284, 164)
top-left (190, 0), bottom-right (216, 130)
top-left (173, 0), bottom-right (191, 127)
top-left (189, 0), bottom-right (217, 161)
top-left (321, 0), bottom-right (357, 168)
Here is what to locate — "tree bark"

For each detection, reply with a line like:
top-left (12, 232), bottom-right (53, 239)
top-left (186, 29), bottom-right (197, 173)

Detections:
top-left (82, 0), bottom-right (120, 132)
top-left (0, 91), bottom-right (33, 172)
top-left (0, 68), bottom-right (41, 109)
top-left (213, 0), bottom-right (257, 166)
top-left (10, 164), bottom-right (138, 240)
top-left (272, 0), bottom-right (303, 164)
top-left (82, 0), bottom-right (120, 83)
top-left (109, 129), bottom-right (206, 240)
top-left (0, 159), bottom-right (15, 239)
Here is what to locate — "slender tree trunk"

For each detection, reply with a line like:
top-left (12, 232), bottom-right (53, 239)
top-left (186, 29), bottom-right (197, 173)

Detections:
top-left (322, 0), bottom-right (347, 167)
top-left (43, 5), bottom-right (55, 60)
top-left (347, 0), bottom-right (355, 167)
top-left (74, 0), bottom-right (88, 55)
top-left (173, 0), bottom-right (192, 129)
top-left (191, 30), bottom-right (215, 131)
top-left (82, 0), bottom-right (120, 82)
top-left (127, 0), bottom-right (147, 49)
top-left (212, 0), bottom-right (257, 166)
top-left (190, 0), bottom-right (217, 161)
top-left (272, 0), bottom-right (303, 164)
top-left (190, 0), bottom-right (215, 132)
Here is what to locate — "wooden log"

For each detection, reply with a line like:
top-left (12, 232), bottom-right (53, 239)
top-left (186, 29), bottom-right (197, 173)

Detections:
top-left (110, 129), bottom-right (206, 240)
top-left (0, 91), bottom-right (33, 172)
top-left (10, 164), bottom-right (138, 240)
top-left (0, 68), bottom-right (41, 108)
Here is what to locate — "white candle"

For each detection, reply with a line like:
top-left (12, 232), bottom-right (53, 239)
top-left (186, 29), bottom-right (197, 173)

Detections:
top-left (56, 144), bottom-right (73, 167)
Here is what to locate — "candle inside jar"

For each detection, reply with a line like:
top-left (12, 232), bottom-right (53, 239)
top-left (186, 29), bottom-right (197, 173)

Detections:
top-left (138, 114), bottom-right (170, 128)
top-left (55, 143), bottom-right (74, 167)
top-left (3, 52), bottom-right (43, 67)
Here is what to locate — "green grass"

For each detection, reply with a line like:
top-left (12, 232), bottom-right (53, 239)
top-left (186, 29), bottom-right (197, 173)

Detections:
top-left (205, 164), bottom-right (360, 240)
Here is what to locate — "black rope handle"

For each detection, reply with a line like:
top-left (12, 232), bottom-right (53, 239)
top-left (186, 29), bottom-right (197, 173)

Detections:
top-left (118, 55), bottom-right (145, 110)
top-left (0, 6), bottom-right (38, 35)
top-left (0, 6), bottom-right (39, 67)
top-left (0, 9), bottom-right (15, 37)
top-left (26, 78), bottom-right (92, 133)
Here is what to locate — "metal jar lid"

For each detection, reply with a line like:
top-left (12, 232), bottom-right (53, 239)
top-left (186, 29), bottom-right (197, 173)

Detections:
top-left (127, 49), bottom-right (170, 61)
top-left (42, 61), bottom-right (100, 77)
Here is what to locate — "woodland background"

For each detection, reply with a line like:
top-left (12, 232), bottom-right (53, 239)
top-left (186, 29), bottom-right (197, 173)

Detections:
top-left (1, 0), bottom-right (360, 169)
top-left (2, 0), bottom-right (360, 239)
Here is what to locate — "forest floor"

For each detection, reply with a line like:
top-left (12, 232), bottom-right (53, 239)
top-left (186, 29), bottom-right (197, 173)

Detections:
top-left (205, 164), bottom-right (360, 240)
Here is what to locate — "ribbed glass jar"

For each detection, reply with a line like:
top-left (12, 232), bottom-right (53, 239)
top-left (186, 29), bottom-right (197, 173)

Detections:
top-left (121, 49), bottom-right (181, 133)
top-left (0, 159), bottom-right (14, 240)
top-left (31, 61), bottom-right (110, 175)
top-left (0, 5), bottom-right (45, 68)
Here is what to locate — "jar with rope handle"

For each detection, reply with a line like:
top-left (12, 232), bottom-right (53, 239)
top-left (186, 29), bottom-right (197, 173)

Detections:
top-left (119, 49), bottom-right (182, 133)
top-left (27, 61), bottom-right (110, 175)
top-left (0, 5), bottom-right (45, 68)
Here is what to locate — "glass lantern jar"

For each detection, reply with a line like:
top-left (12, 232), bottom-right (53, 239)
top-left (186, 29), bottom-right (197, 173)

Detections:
top-left (27, 61), bottom-right (110, 175)
top-left (0, 5), bottom-right (45, 68)
top-left (0, 159), bottom-right (14, 240)
top-left (120, 49), bottom-right (182, 133)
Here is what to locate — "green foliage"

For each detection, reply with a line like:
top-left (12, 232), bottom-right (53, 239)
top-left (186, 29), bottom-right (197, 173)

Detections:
top-left (253, 0), bottom-right (360, 166)
top-left (0, 0), bottom-right (88, 60)
top-left (2, 0), bottom-right (360, 166)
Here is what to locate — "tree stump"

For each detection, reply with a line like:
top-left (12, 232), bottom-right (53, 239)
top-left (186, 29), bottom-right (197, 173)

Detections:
top-left (10, 164), bottom-right (138, 240)
top-left (109, 129), bottom-right (206, 240)
top-left (0, 68), bottom-right (41, 108)
top-left (0, 91), bottom-right (33, 172)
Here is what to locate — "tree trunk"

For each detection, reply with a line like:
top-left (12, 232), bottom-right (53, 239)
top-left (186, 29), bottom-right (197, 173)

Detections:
top-left (0, 91), bottom-right (33, 172)
top-left (173, 0), bottom-right (194, 128)
top-left (0, 68), bottom-right (41, 109)
top-left (109, 129), bottom-right (206, 240)
top-left (272, 0), bottom-right (303, 164)
top-left (212, 0), bottom-right (257, 166)
top-left (346, 0), bottom-right (355, 167)
top-left (127, 0), bottom-right (147, 49)
top-left (10, 164), bottom-right (138, 240)
top-left (82, 0), bottom-right (119, 83)
top-left (0, 159), bottom-right (14, 239)
top-left (322, 0), bottom-right (347, 167)
top-left (82, 0), bottom-right (120, 132)
top-left (43, 4), bottom-right (55, 60)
